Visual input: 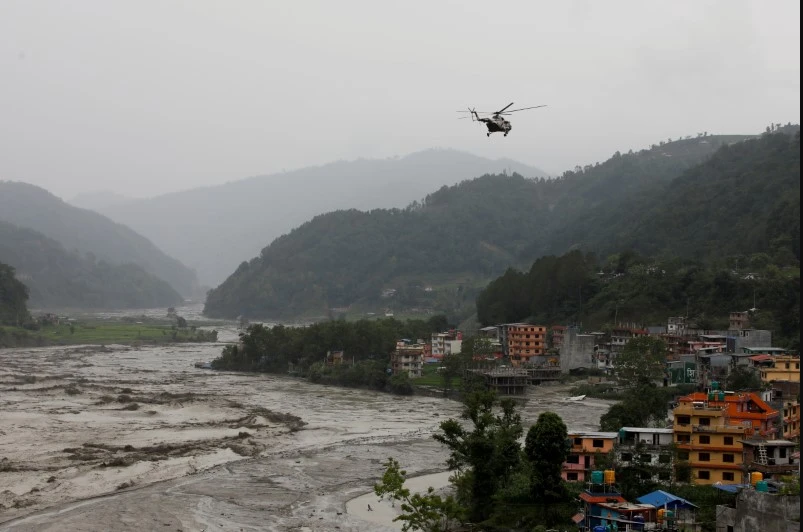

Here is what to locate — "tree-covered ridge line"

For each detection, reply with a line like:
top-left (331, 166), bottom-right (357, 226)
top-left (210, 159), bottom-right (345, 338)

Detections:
top-left (0, 181), bottom-right (200, 298)
top-left (0, 220), bottom-right (184, 310)
top-left (477, 249), bottom-right (799, 349)
top-left (204, 129), bottom-right (797, 322)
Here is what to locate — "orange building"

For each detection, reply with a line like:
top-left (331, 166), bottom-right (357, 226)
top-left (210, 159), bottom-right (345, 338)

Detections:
top-left (679, 391), bottom-right (779, 437)
top-left (562, 431), bottom-right (618, 482)
top-left (504, 323), bottom-right (546, 366)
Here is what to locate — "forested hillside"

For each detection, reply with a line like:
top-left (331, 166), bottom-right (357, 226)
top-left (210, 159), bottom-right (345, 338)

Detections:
top-left (0, 261), bottom-right (30, 325)
top-left (609, 131), bottom-right (800, 261)
top-left (0, 221), bottom-right (183, 309)
top-left (85, 149), bottom-right (548, 286)
top-left (476, 250), bottom-right (800, 349)
top-left (0, 182), bottom-right (199, 298)
top-left (205, 131), bottom-right (794, 321)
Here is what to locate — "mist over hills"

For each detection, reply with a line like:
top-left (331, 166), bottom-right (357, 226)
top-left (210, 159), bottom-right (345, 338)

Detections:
top-left (81, 149), bottom-right (548, 286)
top-left (0, 182), bottom-right (199, 298)
top-left (69, 190), bottom-right (135, 211)
top-left (0, 221), bottom-right (183, 309)
top-left (204, 130), bottom-right (800, 321)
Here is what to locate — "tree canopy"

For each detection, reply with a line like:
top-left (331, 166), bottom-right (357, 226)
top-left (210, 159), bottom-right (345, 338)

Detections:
top-left (0, 262), bottom-right (30, 325)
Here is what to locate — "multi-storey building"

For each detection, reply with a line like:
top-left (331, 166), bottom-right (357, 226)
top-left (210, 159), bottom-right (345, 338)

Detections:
top-left (782, 400), bottom-right (800, 441)
top-left (550, 325), bottom-right (566, 350)
top-left (673, 400), bottom-right (748, 485)
top-left (741, 439), bottom-right (799, 480)
top-left (760, 355), bottom-right (800, 383)
top-left (616, 428), bottom-right (675, 482)
top-left (679, 391), bottom-right (779, 437)
top-left (391, 340), bottom-right (424, 378)
top-left (430, 329), bottom-right (462, 360)
top-left (729, 311), bottom-right (750, 330)
top-left (667, 316), bottom-right (687, 335)
top-left (610, 325), bottom-right (649, 354)
top-left (562, 431), bottom-right (618, 482)
top-left (502, 323), bottom-right (546, 367)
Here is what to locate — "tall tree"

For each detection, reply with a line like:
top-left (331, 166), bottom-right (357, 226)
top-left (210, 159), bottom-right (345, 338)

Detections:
top-left (524, 412), bottom-right (569, 502)
top-left (433, 391), bottom-right (523, 523)
top-left (614, 336), bottom-right (668, 387)
top-left (374, 457), bottom-right (464, 532)
top-left (0, 262), bottom-right (30, 325)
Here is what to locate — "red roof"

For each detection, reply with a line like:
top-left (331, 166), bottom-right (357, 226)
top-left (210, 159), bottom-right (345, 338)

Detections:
top-left (571, 513), bottom-right (585, 524)
top-left (749, 354), bottom-right (774, 362)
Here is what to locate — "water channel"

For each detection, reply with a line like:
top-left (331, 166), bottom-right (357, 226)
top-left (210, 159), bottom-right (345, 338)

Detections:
top-left (0, 306), bottom-right (612, 531)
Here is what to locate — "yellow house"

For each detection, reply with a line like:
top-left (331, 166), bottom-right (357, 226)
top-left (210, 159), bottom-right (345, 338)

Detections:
top-left (673, 401), bottom-right (747, 485)
top-left (782, 401), bottom-right (800, 440)
top-left (760, 355), bottom-right (801, 383)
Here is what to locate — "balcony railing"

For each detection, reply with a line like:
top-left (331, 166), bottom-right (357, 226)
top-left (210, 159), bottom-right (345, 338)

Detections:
top-left (748, 462), bottom-right (800, 474)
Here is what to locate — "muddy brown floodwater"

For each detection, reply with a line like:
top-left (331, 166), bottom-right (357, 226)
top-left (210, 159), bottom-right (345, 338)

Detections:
top-left (0, 322), bottom-right (613, 531)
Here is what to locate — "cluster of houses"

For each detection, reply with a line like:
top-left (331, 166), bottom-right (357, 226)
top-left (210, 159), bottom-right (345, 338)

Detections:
top-left (380, 312), bottom-right (800, 530)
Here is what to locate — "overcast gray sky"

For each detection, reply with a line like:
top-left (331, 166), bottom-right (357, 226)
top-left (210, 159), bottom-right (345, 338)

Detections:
top-left (1, 0), bottom-right (799, 200)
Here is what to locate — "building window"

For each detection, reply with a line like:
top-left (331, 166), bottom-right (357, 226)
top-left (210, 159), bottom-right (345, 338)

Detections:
top-left (677, 416), bottom-right (691, 425)
top-left (699, 435), bottom-right (710, 444)
top-left (659, 454), bottom-right (671, 464)
top-left (698, 471), bottom-right (710, 480)
top-left (723, 454), bottom-right (735, 463)
top-left (566, 455), bottom-right (580, 464)
top-left (621, 453), bottom-right (632, 462)
top-left (723, 472), bottom-right (735, 481)
top-left (574, 438), bottom-right (582, 446)
top-left (640, 454), bottom-right (652, 463)
top-left (724, 436), bottom-right (734, 445)
top-left (567, 472), bottom-right (578, 481)
top-left (699, 453), bottom-right (710, 462)
top-left (678, 451), bottom-right (689, 460)
top-left (592, 439), bottom-right (604, 448)
top-left (699, 417), bottom-right (711, 426)
top-left (677, 434), bottom-right (690, 443)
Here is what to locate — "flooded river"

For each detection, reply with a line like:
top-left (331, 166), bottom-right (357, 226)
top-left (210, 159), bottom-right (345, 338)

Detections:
top-left (0, 309), bottom-right (613, 531)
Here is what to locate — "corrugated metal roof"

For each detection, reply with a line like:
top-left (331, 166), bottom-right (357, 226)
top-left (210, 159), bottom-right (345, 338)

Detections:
top-left (636, 490), bottom-right (697, 509)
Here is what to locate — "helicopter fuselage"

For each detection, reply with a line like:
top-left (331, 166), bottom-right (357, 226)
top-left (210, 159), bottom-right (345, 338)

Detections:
top-left (478, 116), bottom-right (511, 136)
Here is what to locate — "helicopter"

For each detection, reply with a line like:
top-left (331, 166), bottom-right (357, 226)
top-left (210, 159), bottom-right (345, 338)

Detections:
top-left (459, 102), bottom-right (546, 137)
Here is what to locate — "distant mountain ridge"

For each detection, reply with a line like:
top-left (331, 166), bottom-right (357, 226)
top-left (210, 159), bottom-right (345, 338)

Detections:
top-left (69, 190), bottom-right (135, 211)
top-left (0, 220), bottom-right (183, 309)
top-left (84, 149), bottom-right (548, 286)
top-left (203, 130), bottom-right (800, 321)
top-left (0, 181), bottom-right (199, 298)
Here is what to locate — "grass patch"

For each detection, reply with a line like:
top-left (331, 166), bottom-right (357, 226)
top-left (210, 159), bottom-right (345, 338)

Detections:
top-left (3, 321), bottom-right (219, 347)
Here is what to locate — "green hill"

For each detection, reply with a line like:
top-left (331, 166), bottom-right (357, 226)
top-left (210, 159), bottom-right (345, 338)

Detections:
top-left (205, 130), bottom-right (793, 321)
top-left (0, 182), bottom-right (199, 298)
top-left (0, 221), bottom-right (183, 309)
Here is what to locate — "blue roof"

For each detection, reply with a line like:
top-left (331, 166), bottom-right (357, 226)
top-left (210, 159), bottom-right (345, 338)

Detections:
top-left (712, 484), bottom-right (750, 494)
top-left (636, 490), bottom-right (698, 509)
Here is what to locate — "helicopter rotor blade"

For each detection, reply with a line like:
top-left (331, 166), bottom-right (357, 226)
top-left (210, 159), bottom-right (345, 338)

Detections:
top-left (495, 102), bottom-right (515, 114)
top-left (499, 105), bottom-right (547, 114)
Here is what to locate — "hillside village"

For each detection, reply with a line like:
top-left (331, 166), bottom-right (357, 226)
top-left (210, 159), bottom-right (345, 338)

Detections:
top-left (368, 308), bottom-right (800, 530)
